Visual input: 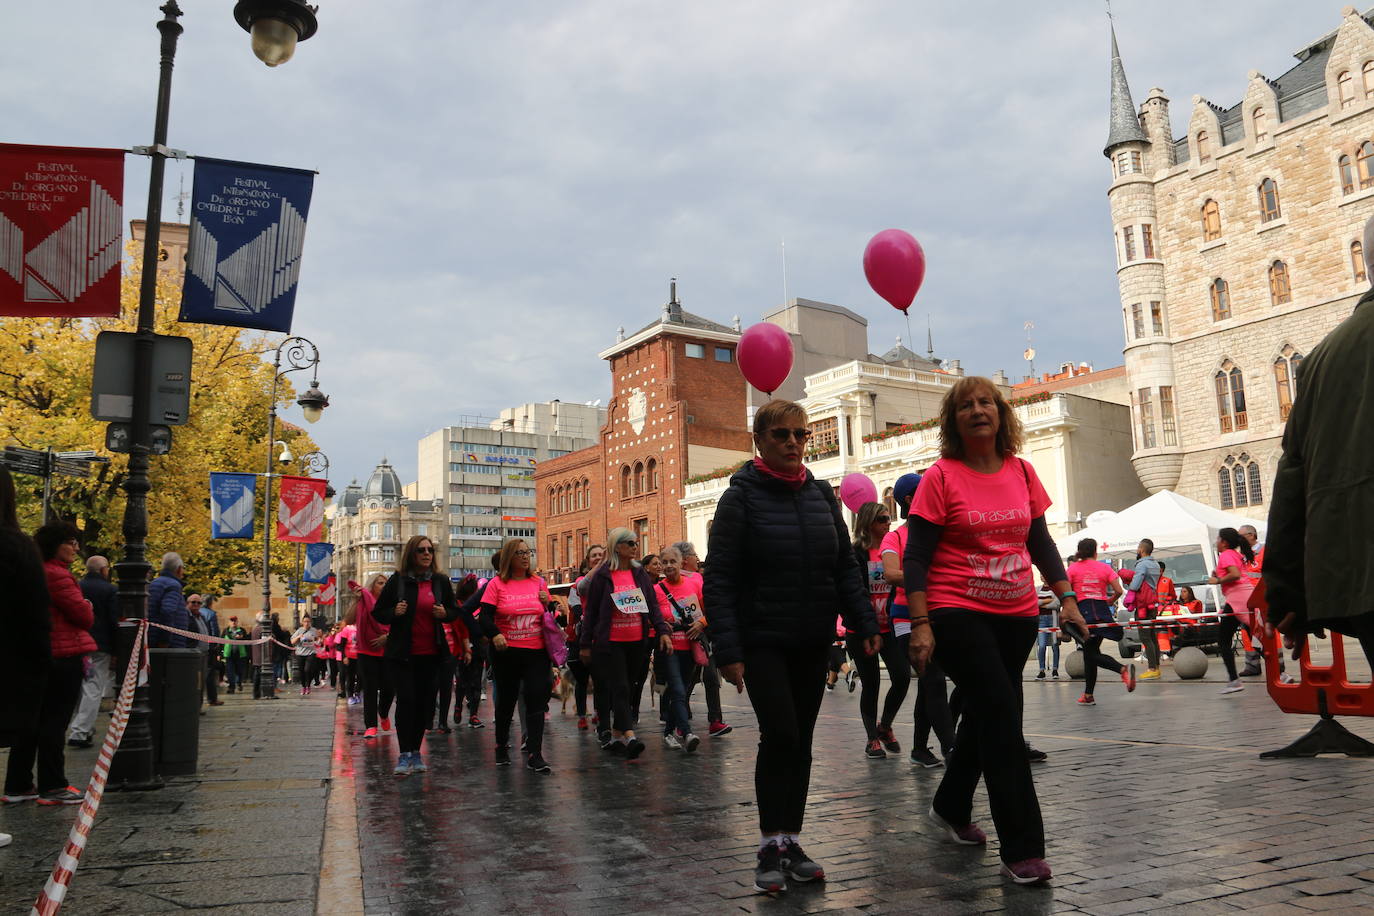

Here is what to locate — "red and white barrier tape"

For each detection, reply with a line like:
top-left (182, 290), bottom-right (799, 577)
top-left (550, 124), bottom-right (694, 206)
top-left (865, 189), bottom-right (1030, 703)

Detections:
top-left (32, 619), bottom-right (149, 916)
top-left (1039, 610), bottom-right (1240, 634)
top-left (143, 620), bottom-right (295, 652)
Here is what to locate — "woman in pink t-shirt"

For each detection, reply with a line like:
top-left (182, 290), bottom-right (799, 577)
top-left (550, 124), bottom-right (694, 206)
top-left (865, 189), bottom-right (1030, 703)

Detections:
top-left (1066, 538), bottom-right (1132, 707)
top-left (477, 538), bottom-right (556, 772)
top-left (902, 377), bottom-right (1088, 887)
top-left (1207, 527), bottom-right (1257, 695)
top-left (578, 527), bottom-right (673, 761)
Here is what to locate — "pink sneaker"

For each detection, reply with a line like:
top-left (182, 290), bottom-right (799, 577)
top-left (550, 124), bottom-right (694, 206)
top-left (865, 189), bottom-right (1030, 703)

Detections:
top-left (363, 727), bottom-right (377, 739)
top-left (1001, 857), bottom-right (1052, 885)
top-left (1121, 665), bottom-right (1137, 693)
top-left (928, 806), bottom-right (986, 845)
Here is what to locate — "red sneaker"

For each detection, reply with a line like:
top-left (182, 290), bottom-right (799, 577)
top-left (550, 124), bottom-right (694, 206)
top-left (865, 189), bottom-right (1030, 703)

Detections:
top-left (1121, 665), bottom-right (1137, 693)
top-left (379, 717), bottom-right (392, 733)
top-left (363, 727), bottom-right (378, 739)
top-left (1076, 694), bottom-right (1096, 706)
top-left (577, 717), bottom-right (588, 731)
top-left (708, 721), bottom-right (733, 738)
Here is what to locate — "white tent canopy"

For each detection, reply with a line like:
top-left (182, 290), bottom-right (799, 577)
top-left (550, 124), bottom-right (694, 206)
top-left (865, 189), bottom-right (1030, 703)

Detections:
top-left (1054, 490), bottom-right (1266, 590)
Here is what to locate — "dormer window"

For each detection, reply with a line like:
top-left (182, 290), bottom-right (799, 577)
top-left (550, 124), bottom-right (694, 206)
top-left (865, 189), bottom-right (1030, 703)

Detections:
top-left (1252, 107), bottom-right (1268, 143)
top-left (1339, 70), bottom-right (1356, 109)
top-left (1196, 131), bottom-right (1211, 162)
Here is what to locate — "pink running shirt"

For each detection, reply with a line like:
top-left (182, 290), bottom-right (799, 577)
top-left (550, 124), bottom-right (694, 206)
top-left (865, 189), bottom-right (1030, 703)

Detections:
top-left (1067, 559), bottom-right (1116, 602)
top-left (483, 575), bottom-right (547, 650)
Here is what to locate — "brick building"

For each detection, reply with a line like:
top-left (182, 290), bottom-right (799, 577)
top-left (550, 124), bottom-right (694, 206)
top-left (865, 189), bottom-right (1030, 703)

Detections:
top-left (1107, 9), bottom-right (1374, 510)
top-left (534, 284), bottom-right (752, 582)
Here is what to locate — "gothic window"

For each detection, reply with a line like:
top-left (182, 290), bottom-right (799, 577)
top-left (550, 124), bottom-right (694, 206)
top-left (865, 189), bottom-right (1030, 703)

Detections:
top-left (1360, 142), bottom-right (1374, 190)
top-left (1214, 361), bottom-right (1247, 433)
top-left (1131, 303), bottom-right (1144, 339)
top-left (1202, 199), bottom-right (1222, 241)
top-left (1365, 60), bottom-right (1374, 99)
top-left (1268, 261), bottom-right (1291, 305)
top-left (1196, 131), bottom-right (1211, 162)
top-left (1137, 388), bottom-right (1157, 449)
top-left (1220, 454), bottom-right (1263, 509)
top-left (1141, 224), bottom-right (1155, 259)
top-left (1150, 301), bottom-right (1164, 336)
top-left (1340, 154), bottom-right (1356, 195)
top-left (1159, 386), bottom-right (1178, 446)
top-left (1354, 241), bottom-right (1368, 283)
top-left (1253, 107), bottom-right (1268, 143)
top-left (620, 465), bottom-right (631, 499)
top-left (1274, 345), bottom-right (1304, 421)
top-left (1258, 178), bottom-right (1281, 223)
top-left (1122, 225), bottom-right (1137, 262)
top-left (1339, 70), bottom-right (1356, 109)
top-left (1209, 278), bottom-right (1231, 321)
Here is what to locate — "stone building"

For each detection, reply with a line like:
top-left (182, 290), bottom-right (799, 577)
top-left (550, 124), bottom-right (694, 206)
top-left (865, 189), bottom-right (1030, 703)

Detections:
top-left (1107, 8), bottom-right (1374, 512)
top-left (330, 459), bottom-right (444, 603)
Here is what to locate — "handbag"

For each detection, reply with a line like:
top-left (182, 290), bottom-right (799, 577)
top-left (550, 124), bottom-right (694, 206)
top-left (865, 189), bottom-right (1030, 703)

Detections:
top-left (657, 581), bottom-right (711, 665)
top-left (541, 609), bottom-right (568, 666)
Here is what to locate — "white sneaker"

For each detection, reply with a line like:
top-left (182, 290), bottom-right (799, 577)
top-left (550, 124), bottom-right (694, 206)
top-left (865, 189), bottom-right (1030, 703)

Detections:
top-left (1280, 673), bottom-right (1297, 685)
top-left (683, 732), bottom-right (701, 753)
top-left (1221, 680), bottom-right (1245, 695)
top-left (0, 832), bottom-right (10, 848)
top-left (662, 733), bottom-right (682, 750)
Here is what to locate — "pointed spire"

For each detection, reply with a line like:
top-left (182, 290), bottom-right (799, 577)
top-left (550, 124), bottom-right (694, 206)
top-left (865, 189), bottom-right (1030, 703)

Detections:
top-left (1105, 24), bottom-right (1148, 156)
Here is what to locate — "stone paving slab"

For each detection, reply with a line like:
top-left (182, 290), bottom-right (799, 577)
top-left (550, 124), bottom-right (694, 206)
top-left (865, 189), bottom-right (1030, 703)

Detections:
top-left (0, 686), bottom-right (336, 914)
top-left (341, 666), bottom-right (1374, 915)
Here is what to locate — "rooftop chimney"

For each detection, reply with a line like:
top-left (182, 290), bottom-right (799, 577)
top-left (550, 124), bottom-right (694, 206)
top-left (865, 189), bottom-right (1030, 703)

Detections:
top-left (667, 278), bottom-right (683, 323)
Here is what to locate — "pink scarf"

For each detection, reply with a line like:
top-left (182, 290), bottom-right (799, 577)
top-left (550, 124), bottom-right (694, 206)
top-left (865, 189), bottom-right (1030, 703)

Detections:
top-left (753, 457), bottom-right (807, 490)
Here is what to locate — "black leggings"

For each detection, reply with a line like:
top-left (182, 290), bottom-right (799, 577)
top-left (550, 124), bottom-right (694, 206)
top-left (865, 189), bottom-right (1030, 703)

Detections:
top-left (491, 646), bottom-right (550, 755)
top-left (435, 654), bottom-right (460, 726)
top-left (456, 648), bottom-right (485, 719)
top-left (357, 653), bottom-right (394, 730)
top-left (5, 656), bottom-right (79, 795)
top-left (387, 655), bottom-right (441, 753)
top-left (1083, 636), bottom-right (1124, 695)
top-left (567, 654), bottom-right (591, 717)
top-left (742, 643), bottom-right (828, 833)
top-left (1217, 611), bottom-right (1240, 681)
top-left (592, 640), bottom-right (648, 733)
top-left (907, 635), bottom-right (955, 755)
top-left (845, 632), bottom-right (910, 740)
top-left (931, 611), bottom-right (1044, 864)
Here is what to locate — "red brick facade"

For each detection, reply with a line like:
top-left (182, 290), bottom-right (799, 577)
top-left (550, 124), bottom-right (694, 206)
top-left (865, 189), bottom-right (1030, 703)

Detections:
top-left (535, 321), bottom-right (750, 583)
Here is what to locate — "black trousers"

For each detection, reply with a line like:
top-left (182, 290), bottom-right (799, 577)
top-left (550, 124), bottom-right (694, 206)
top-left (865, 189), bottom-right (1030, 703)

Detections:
top-left (6, 655), bottom-right (81, 795)
top-left (1217, 611), bottom-right (1240, 681)
top-left (592, 640), bottom-right (649, 733)
top-left (845, 632), bottom-right (910, 740)
top-left (491, 646), bottom-right (550, 755)
top-left (387, 655), bottom-right (441, 754)
top-left (357, 654), bottom-right (394, 730)
top-left (931, 611), bottom-right (1044, 864)
top-left (908, 637), bottom-right (955, 755)
top-left (435, 654), bottom-right (460, 726)
top-left (566, 653), bottom-right (591, 717)
top-left (1083, 636), bottom-right (1124, 695)
top-left (456, 646), bottom-right (485, 719)
top-left (742, 643), bottom-right (828, 834)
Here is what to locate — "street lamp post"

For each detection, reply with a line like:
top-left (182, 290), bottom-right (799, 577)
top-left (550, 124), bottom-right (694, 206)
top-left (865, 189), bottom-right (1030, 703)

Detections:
top-left (257, 337), bottom-right (328, 700)
top-left (109, 0), bottom-right (321, 788)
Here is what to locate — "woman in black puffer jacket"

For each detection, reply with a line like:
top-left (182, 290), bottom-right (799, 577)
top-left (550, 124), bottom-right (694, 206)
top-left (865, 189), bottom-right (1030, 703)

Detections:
top-left (704, 399), bottom-right (879, 894)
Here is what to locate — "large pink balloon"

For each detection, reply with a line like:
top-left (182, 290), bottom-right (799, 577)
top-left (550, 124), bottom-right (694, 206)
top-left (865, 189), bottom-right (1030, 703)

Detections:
top-left (838, 473), bottom-right (878, 513)
top-left (863, 228), bottom-right (926, 313)
top-left (737, 322), bottom-right (793, 395)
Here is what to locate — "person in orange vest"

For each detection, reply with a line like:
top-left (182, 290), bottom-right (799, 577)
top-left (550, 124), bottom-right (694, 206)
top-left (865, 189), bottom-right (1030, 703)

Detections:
top-left (1156, 562), bottom-right (1176, 603)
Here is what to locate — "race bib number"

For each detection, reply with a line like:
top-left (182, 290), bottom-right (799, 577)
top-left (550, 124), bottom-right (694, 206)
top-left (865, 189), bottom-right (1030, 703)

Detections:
top-left (612, 588), bottom-right (648, 614)
top-left (868, 561), bottom-right (891, 630)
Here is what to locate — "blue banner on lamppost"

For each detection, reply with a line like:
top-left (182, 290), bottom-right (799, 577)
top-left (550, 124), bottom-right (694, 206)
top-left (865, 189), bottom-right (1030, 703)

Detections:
top-left (179, 157), bottom-right (315, 333)
top-left (209, 472), bottom-right (256, 538)
top-left (304, 542), bottom-right (333, 583)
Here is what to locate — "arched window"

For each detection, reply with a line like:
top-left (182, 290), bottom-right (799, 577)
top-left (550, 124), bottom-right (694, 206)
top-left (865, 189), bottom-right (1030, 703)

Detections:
top-left (1359, 142), bottom-right (1374, 190)
top-left (1365, 60), bottom-right (1374, 99)
top-left (1258, 178), bottom-right (1281, 223)
top-left (1202, 199), bottom-right (1222, 241)
top-left (633, 461), bottom-right (645, 496)
top-left (547, 486), bottom-right (555, 513)
top-left (1196, 131), bottom-right (1211, 162)
top-left (1219, 454), bottom-right (1263, 509)
top-left (1354, 240), bottom-right (1368, 283)
top-left (1274, 345), bottom-right (1304, 421)
top-left (1339, 70), bottom-right (1356, 109)
top-left (1209, 278), bottom-right (1231, 321)
top-left (620, 465), bottom-right (631, 499)
top-left (1214, 362), bottom-right (1247, 433)
top-left (580, 477), bottom-right (590, 509)
top-left (647, 458), bottom-right (658, 492)
top-left (1253, 107), bottom-right (1268, 143)
top-left (1340, 154), bottom-right (1355, 195)
top-left (1268, 261), bottom-right (1291, 305)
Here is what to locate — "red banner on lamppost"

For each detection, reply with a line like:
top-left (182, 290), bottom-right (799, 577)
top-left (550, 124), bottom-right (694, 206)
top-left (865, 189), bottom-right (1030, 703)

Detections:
top-left (0, 143), bottom-right (124, 318)
top-left (275, 474), bottom-right (326, 542)
top-left (315, 575), bottom-right (336, 605)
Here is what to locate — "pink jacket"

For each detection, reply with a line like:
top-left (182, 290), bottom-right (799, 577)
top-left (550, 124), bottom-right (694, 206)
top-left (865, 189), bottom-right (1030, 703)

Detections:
top-left (46, 559), bottom-right (97, 659)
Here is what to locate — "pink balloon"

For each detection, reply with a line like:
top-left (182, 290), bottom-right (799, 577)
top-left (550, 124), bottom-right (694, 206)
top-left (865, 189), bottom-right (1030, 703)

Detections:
top-left (838, 472), bottom-right (878, 513)
top-left (737, 322), bottom-right (794, 395)
top-left (863, 228), bottom-right (926, 313)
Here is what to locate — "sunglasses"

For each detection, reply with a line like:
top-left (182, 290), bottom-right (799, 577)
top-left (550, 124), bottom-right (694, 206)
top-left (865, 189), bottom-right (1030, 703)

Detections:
top-left (414, 546), bottom-right (434, 554)
top-left (767, 428), bottom-right (811, 442)
top-left (621, 540), bottom-right (638, 547)
top-left (514, 549), bottom-right (532, 557)
top-left (876, 516), bottom-right (891, 524)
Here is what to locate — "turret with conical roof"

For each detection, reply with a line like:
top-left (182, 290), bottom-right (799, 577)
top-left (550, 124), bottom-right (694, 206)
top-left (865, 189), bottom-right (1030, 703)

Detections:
top-left (1105, 26), bottom-right (1148, 155)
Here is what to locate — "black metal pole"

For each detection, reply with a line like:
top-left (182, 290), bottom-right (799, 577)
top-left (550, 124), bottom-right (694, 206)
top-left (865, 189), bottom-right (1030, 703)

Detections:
top-left (109, 0), bottom-right (183, 790)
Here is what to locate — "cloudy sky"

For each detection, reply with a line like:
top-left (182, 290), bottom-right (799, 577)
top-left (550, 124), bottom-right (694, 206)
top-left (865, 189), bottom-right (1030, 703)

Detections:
top-left (1, 1), bottom-right (1343, 487)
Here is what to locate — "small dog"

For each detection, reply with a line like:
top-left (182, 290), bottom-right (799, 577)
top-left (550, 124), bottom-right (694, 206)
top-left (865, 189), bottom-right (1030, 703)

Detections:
top-left (554, 665), bottom-right (574, 713)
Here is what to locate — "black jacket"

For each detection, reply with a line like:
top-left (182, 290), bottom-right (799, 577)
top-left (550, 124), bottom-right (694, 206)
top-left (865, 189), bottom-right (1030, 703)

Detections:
top-left (0, 529), bottom-right (50, 747)
top-left (579, 563), bottom-right (670, 651)
top-left (373, 572), bottom-right (461, 661)
top-left (80, 572), bottom-right (119, 653)
top-left (703, 462), bottom-right (877, 667)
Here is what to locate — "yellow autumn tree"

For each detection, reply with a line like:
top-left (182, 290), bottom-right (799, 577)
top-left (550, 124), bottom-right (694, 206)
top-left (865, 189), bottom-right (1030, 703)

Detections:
top-left (0, 238), bottom-right (325, 597)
